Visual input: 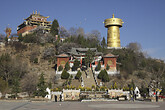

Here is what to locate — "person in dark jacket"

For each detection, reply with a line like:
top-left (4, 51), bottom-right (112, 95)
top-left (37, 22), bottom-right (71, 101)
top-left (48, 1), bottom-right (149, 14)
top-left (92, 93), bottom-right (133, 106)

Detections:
top-left (55, 95), bottom-right (57, 102)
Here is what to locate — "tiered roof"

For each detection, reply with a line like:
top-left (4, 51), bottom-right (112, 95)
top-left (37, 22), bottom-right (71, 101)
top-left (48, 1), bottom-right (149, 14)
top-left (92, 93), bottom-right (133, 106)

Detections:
top-left (68, 48), bottom-right (103, 56)
top-left (103, 53), bottom-right (118, 58)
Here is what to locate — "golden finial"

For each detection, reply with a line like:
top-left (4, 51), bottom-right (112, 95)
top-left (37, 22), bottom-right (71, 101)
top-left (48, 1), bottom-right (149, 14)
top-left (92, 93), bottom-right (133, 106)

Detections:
top-left (112, 13), bottom-right (115, 18)
top-left (35, 10), bottom-right (37, 14)
top-left (38, 11), bottom-right (40, 15)
top-left (33, 11), bottom-right (34, 14)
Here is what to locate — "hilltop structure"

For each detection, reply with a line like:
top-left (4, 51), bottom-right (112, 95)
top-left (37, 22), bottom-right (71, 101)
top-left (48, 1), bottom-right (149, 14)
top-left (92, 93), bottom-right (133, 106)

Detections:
top-left (104, 14), bottom-right (124, 49)
top-left (17, 11), bottom-right (52, 36)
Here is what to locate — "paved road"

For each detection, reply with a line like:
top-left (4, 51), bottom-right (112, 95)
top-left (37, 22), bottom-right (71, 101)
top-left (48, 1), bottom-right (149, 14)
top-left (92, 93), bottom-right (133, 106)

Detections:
top-left (0, 100), bottom-right (164, 110)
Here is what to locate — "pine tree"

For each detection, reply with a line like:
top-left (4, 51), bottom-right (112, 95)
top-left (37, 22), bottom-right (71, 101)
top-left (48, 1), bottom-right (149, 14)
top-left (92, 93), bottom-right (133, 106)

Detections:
top-left (84, 49), bottom-right (95, 67)
top-left (101, 37), bottom-right (106, 48)
top-left (101, 37), bottom-right (107, 53)
top-left (106, 64), bottom-right (110, 70)
top-left (102, 70), bottom-right (110, 82)
top-left (95, 62), bottom-right (101, 71)
top-left (98, 70), bottom-right (104, 79)
top-left (61, 69), bottom-right (70, 79)
top-left (64, 62), bottom-right (70, 71)
top-left (75, 70), bottom-right (82, 80)
top-left (36, 73), bottom-right (47, 97)
top-left (58, 65), bottom-right (63, 71)
top-left (72, 59), bottom-right (80, 71)
top-left (98, 69), bottom-right (110, 82)
top-left (50, 19), bottom-right (59, 36)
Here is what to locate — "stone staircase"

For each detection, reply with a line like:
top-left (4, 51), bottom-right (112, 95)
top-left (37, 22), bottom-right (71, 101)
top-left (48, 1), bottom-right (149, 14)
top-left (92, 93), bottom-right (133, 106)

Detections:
top-left (81, 68), bottom-right (96, 88)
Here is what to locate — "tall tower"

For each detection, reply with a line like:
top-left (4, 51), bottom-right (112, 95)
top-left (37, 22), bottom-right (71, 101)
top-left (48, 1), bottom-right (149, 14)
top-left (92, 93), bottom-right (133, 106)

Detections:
top-left (104, 14), bottom-right (123, 49)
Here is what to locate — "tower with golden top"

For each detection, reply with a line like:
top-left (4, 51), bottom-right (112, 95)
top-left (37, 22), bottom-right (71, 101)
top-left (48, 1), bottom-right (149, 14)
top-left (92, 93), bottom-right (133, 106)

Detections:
top-left (104, 14), bottom-right (124, 49)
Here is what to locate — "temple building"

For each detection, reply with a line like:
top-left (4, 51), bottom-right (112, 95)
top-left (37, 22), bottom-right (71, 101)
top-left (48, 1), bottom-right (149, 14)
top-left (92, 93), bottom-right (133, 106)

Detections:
top-left (17, 11), bottom-right (52, 36)
top-left (56, 48), bottom-right (119, 78)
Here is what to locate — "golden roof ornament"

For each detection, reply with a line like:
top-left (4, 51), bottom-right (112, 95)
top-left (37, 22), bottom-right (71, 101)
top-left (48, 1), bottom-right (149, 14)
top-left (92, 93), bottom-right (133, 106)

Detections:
top-left (112, 13), bottom-right (115, 18)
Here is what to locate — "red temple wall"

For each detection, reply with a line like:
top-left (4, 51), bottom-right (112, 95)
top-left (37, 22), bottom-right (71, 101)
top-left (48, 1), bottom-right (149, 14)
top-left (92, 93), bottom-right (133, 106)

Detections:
top-left (17, 25), bottom-right (37, 35)
top-left (103, 57), bottom-right (116, 68)
top-left (57, 57), bottom-right (69, 67)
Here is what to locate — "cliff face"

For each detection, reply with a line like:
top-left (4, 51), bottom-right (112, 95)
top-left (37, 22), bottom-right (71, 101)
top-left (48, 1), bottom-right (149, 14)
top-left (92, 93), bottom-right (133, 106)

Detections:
top-left (0, 42), bottom-right (56, 81)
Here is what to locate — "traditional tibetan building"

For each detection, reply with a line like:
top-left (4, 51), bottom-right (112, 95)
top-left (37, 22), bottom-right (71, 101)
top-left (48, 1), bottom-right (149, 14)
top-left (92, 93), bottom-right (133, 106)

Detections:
top-left (56, 48), bottom-right (119, 76)
top-left (17, 11), bottom-right (51, 36)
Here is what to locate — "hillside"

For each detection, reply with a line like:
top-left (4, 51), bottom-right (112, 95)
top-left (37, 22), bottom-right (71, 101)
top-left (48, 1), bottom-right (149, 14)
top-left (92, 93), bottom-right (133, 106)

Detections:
top-left (0, 42), bottom-right (57, 92)
top-left (0, 28), bottom-right (165, 97)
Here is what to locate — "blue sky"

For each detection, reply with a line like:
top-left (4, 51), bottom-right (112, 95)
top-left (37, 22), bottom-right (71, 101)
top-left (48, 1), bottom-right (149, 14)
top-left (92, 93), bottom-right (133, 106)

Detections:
top-left (0, 0), bottom-right (165, 60)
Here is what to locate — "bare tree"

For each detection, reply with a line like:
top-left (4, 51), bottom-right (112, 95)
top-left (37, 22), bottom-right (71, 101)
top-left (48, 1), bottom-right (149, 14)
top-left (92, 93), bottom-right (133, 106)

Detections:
top-left (58, 43), bottom-right (80, 54)
top-left (69, 27), bottom-right (85, 37)
top-left (127, 42), bottom-right (142, 53)
top-left (59, 26), bottom-right (70, 38)
top-left (76, 27), bottom-right (85, 37)
top-left (86, 30), bottom-right (101, 41)
top-left (43, 46), bottom-right (56, 59)
top-left (69, 27), bottom-right (77, 37)
top-left (21, 73), bottom-right (38, 97)
top-left (0, 54), bottom-right (28, 89)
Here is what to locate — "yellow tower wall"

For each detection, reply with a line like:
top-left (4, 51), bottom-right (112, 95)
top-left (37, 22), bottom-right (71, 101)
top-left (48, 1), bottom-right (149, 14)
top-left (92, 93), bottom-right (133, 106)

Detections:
top-left (104, 14), bottom-right (123, 48)
top-left (107, 26), bottom-right (121, 47)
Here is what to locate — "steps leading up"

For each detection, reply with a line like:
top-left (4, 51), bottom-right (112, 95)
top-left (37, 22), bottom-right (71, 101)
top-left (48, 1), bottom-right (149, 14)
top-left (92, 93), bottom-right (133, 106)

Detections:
top-left (81, 69), bottom-right (96, 88)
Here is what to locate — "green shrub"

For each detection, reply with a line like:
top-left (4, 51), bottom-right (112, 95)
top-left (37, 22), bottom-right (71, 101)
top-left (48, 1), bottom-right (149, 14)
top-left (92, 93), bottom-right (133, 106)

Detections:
top-left (61, 70), bottom-right (70, 79)
top-left (123, 86), bottom-right (129, 91)
top-left (95, 62), bottom-right (101, 71)
top-left (98, 69), bottom-right (110, 82)
top-left (34, 58), bottom-right (38, 63)
top-left (86, 87), bottom-right (92, 91)
top-left (91, 85), bottom-right (95, 89)
top-left (64, 62), bottom-right (70, 71)
top-left (100, 86), bottom-right (105, 91)
top-left (113, 82), bottom-right (118, 89)
top-left (72, 59), bottom-right (80, 71)
top-left (106, 64), bottom-right (110, 70)
top-left (75, 70), bottom-right (82, 80)
top-left (58, 65), bottom-right (63, 71)
top-left (96, 86), bottom-right (99, 91)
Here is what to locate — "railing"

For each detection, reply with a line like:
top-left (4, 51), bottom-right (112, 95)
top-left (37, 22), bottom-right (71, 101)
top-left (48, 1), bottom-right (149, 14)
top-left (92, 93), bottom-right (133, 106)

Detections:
top-left (56, 71), bottom-right (78, 74)
top-left (91, 66), bottom-right (99, 87)
top-left (68, 71), bottom-right (77, 74)
top-left (56, 71), bottom-right (62, 74)
top-left (107, 71), bottom-right (120, 75)
top-left (94, 70), bottom-right (120, 75)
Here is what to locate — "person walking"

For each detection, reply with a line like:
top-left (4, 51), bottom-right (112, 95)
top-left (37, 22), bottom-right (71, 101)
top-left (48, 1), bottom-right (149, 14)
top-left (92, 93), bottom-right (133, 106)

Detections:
top-left (60, 94), bottom-right (62, 102)
top-left (55, 95), bottom-right (57, 102)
